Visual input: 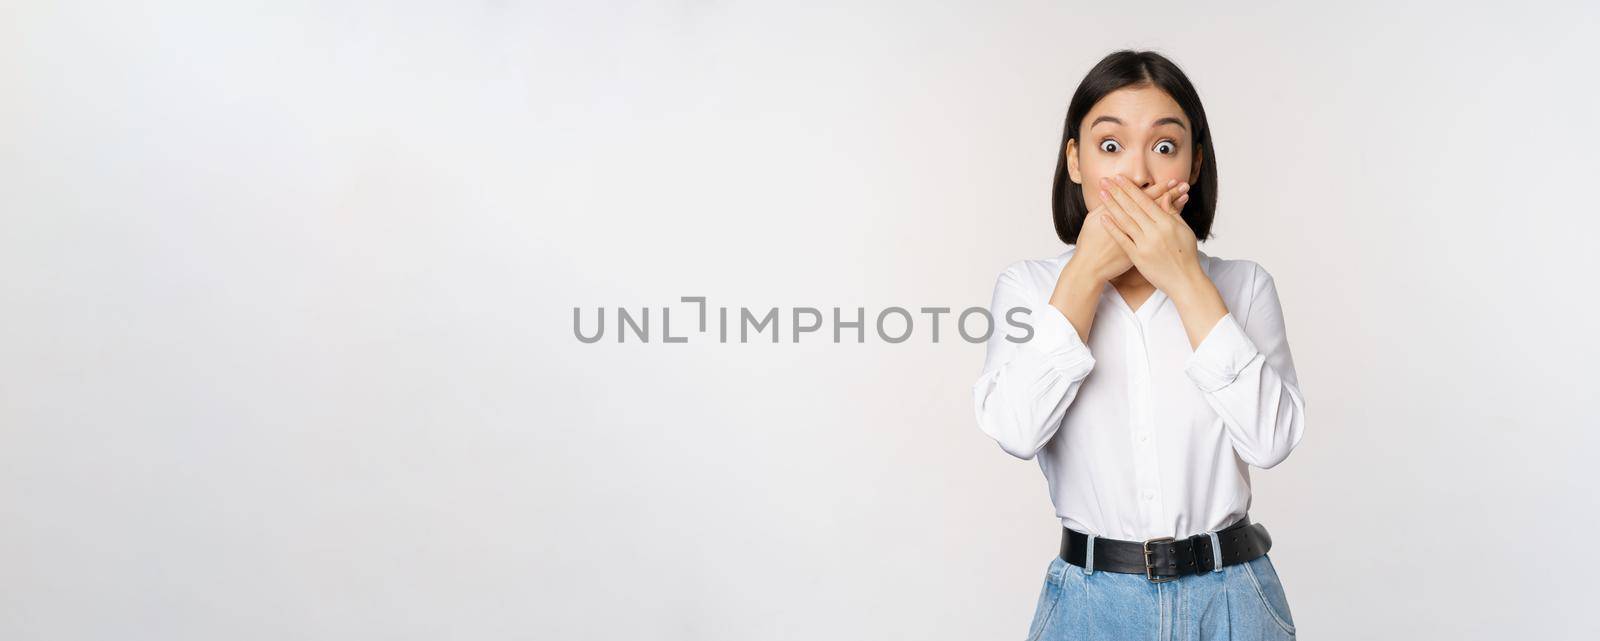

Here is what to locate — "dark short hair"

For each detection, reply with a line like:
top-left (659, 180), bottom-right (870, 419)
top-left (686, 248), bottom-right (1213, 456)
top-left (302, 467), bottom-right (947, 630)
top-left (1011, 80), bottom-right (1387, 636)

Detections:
top-left (1051, 50), bottom-right (1218, 245)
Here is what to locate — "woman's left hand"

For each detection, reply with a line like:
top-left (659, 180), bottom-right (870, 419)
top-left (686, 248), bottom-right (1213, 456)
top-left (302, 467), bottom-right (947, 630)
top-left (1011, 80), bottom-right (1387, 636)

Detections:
top-left (1096, 174), bottom-right (1206, 296)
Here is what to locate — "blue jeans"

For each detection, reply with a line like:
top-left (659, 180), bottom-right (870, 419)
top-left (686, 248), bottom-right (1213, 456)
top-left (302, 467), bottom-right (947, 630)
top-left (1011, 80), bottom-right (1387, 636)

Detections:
top-left (1024, 553), bottom-right (1297, 641)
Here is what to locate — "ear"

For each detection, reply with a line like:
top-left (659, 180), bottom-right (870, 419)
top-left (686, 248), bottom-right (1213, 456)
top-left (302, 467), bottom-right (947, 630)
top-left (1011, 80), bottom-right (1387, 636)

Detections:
top-left (1189, 145), bottom-right (1204, 184)
top-left (1066, 139), bottom-right (1082, 184)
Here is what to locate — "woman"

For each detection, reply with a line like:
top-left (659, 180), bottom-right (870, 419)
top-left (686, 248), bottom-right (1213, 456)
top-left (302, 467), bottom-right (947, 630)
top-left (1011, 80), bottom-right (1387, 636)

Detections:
top-left (972, 50), bottom-right (1307, 641)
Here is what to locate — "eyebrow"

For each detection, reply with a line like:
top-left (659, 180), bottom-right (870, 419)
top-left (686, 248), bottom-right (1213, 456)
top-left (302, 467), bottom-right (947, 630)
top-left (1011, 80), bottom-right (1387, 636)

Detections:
top-left (1090, 116), bottom-right (1187, 131)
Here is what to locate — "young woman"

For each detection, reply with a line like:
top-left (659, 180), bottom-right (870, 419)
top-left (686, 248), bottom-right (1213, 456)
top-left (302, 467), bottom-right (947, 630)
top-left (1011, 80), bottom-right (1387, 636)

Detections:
top-left (972, 50), bottom-right (1307, 640)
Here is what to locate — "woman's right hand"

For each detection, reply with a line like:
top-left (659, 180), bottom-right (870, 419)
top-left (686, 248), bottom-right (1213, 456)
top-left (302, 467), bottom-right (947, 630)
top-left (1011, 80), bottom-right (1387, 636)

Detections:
top-left (1070, 179), bottom-right (1185, 283)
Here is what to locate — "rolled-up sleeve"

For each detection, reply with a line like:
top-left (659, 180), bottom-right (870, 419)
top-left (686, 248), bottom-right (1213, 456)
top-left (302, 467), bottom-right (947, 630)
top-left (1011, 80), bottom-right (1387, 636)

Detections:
top-left (1183, 263), bottom-right (1307, 469)
top-left (971, 265), bottom-right (1097, 460)
top-left (1184, 313), bottom-right (1260, 392)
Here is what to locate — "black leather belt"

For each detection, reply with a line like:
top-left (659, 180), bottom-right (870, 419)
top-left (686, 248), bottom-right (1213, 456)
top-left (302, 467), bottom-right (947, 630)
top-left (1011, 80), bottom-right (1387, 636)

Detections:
top-left (1059, 514), bottom-right (1272, 583)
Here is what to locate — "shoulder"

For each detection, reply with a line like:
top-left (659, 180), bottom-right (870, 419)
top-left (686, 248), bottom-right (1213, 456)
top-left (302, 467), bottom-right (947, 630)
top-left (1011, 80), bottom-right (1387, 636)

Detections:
top-left (1198, 248), bottom-right (1274, 296)
top-left (992, 248), bottom-right (1077, 292)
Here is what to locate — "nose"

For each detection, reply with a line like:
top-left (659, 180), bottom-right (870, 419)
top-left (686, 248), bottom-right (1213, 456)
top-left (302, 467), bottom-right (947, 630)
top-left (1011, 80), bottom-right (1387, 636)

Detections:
top-left (1118, 150), bottom-right (1153, 189)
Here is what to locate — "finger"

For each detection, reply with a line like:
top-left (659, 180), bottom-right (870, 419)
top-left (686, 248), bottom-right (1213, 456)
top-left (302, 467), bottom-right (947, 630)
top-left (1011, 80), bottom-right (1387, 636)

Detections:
top-left (1098, 211), bottom-right (1136, 253)
top-left (1158, 179), bottom-right (1184, 214)
top-left (1097, 180), bottom-right (1143, 236)
top-left (1105, 176), bottom-right (1156, 232)
top-left (1143, 178), bottom-right (1180, 203)
top-left (1112, 180), bottom-right (1176, 219)
top-left (1167, 181), bottom-right (1191, 215)
top-left (1157, 185), bottom-right (1177, 215)
top-left (1110, 175), bottom-right (1163, 228)
top-left (1103, 177), bottom-right (1180, 225)
top-left (1152, 180), bottom-right (1183, 215)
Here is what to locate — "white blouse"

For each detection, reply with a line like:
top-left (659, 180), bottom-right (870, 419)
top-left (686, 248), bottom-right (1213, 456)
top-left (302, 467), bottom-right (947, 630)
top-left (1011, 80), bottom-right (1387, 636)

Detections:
top-left (971, 245), bottom-right (1307, 541)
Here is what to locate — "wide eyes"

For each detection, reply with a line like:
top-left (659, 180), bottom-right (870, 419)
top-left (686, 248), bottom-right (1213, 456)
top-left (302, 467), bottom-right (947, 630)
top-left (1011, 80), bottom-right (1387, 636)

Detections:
top-left (1098, 139), bottom-right (1178, 155)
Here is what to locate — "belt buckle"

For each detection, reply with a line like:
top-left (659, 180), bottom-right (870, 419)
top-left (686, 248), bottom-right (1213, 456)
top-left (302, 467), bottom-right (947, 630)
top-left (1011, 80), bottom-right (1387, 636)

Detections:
top-left (1143, 536), bottom-right (1178, 583)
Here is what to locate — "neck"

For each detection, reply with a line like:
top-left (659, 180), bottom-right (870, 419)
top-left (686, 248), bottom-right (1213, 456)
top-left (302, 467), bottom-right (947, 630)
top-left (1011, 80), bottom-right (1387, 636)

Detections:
top-left (1110, 268), bottom-right (1151, 290)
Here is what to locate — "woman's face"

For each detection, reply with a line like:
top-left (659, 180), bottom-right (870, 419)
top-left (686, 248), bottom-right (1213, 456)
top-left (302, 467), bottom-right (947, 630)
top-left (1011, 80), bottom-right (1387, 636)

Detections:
top-left (1067, 85), bottom-right (1202, 211)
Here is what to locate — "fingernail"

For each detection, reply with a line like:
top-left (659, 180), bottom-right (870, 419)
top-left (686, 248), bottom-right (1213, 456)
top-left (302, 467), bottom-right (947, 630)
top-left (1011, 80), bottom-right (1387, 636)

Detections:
top-left (1099, 189), bottom-right (1109, 200)
top-left (1168, 179), bottom-right (1177, 187)
top-left (1179, 183), bottom-right (1190, 193)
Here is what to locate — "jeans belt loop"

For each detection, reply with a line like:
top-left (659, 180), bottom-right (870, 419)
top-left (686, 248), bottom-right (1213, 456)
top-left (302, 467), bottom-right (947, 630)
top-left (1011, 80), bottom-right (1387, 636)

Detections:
top-left (1082, 534), bottom-right (1096, 575)
top-left (1207, 531), bottom-right (1223, 573)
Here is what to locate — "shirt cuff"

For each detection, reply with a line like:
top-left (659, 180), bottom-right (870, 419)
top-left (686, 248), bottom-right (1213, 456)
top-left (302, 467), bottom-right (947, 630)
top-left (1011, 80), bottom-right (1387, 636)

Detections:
top-left (1024, 300), bottom-right (1095, 366)
top-left (1184, 312), bottom-right (1261, 393)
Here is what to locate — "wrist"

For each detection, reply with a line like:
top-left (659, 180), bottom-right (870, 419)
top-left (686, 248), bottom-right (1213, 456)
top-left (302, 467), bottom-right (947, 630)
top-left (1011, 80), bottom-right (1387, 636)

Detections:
top-left (1064, 254), bottom-right (1109, 286)
top-left (1168, 263), bottom-right (1215, 306)
top-left (1052, 254), bottom-right (1107, 313)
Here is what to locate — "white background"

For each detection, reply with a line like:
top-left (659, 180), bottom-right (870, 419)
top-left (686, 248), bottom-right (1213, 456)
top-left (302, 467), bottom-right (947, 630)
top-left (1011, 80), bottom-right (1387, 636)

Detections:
top-left (3, 1), bottom-right (1598, 639)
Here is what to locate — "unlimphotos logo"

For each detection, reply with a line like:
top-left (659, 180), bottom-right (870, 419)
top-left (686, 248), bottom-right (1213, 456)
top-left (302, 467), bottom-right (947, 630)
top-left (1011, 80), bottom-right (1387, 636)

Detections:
top-left (573, 296), bottom-right (1039, 344)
